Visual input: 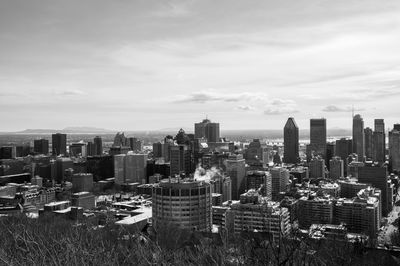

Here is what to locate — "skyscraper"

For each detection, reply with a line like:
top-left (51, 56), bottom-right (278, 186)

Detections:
top-left (52, 133), bottom-right (67, 156)
top-left (283, 117), bottom-right (299, 164)
top-left (389, 125), bottom-right (400, 172)
top-left (194, 118), bottom-right (220, 143)
top-left (335, 138), bottom-right (352, 176)
top-left (352, 114), bottom-right (365, 160)
top-left (364, 127), bottom-right (373, 160)
top-left (169, 145), bottom-right (191, 177)
top-left (226, 154), bottom-right (246, 200)
top-left (373, 119), bottom-right (385, 164)
top-left (358, 163), bottom-right (392, 216)
top-left (329, 156), bottom-right (344, 180)
top-left (310, 118), bottom-right (327, 159)
top-left (94, 136), bottom-right (103, 156)
top-left (34, 139), bottom-right (49, 155)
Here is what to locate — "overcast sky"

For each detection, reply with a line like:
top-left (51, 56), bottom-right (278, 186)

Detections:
top-left (1, 0), bottom-right (400, 131)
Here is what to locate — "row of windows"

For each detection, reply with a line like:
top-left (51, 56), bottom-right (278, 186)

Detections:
top-left (154, 187), bottom-right (211, 196)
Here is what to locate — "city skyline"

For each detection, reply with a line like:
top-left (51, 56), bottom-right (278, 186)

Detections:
top-left (1, 0), bottom-right (400, 131)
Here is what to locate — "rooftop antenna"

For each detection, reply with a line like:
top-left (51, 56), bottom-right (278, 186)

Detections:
top-left (352, 105), bottom-right (354, 118)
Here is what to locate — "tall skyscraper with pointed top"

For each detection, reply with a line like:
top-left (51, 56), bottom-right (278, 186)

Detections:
top-left (283, 117), bottom-right (299, 164)
top-left (352, 114), bottom-right (365, 161)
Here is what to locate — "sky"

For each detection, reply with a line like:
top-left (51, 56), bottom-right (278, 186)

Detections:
top-left (1, 0), bottom-right (400, 131)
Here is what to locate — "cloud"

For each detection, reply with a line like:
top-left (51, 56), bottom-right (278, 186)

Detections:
top-left (174, 90), bottom-right (268, 103)
top-left (322, 105), bottom-right (364, 112)
top-left (58, 89), bottom-right (86, 96)
top-left (264, 98), bottom-right (298, 115)
top-left (237, 105), bottom-right (255, 111)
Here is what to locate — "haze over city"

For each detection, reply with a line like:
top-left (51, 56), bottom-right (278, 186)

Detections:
top-left (1, 0), bottom-right (400, 131)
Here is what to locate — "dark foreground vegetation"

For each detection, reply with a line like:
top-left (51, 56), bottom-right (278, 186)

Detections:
top-left (1, 215), bottom-right (400, 266)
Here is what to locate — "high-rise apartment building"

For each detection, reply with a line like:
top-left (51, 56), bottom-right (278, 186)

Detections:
top-left (310, 118), bottom-right (327, 159)
top-left (152, 178), bottom-right (212, 231)
top-left (283, 117), bottom-right (299, 164)
top-left (270, 167), bottom-right (290, 201)
top-left (352, 114), bottom-right (365, 160)
top-left (194, 118), bottom-right (220, 143)
top-left (226, 154), bottom-right (246, 200)
top-left (225, 191), bottom-right (290, 240)
top-left (334, 188), bottom-right (380, 237)
top-left (298, 197), bottom-right (333, 229)
top-left (52, 133), bottom-right (67, 156)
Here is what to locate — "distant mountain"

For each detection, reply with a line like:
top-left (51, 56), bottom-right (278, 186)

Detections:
top-left (17, 127), bottom-right (114, 134)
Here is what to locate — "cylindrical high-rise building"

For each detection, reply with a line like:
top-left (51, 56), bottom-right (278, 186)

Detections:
top-left (152, 178), bottom-right (212, 231)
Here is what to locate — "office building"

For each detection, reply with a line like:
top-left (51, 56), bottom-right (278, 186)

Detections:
top-left (310, 118), bottom-right (327, 159)
top-left (373, 119), bottom-right (385, 164)
top-left (358, 163), bottom-right (392, 216)
top-left (194, 118), bottom-right (220, 143)
top-left (352, 114), bottom-right (365, 160)
top-left (152, 178), bottom-right (212, 231)
top-left (128, 137), bottom-right (142, 152)
top-left (283, 117), bottom-right (299, 164)
top-left (69, 142), bottom-right (86, 157)
top-left (389, 126), bottom-right (400, 172)
top-left (169, 145), bottom-right (191, 177)
top-left (329, 156), bottom-right (344, 180)
top-left (86, 142), bottom-right (94, 156)
top-left (245, 139), bottom-right (264, 164)
top-left (225, 190), bottom-right (290, 240)
top-left (290, 167), bottom-right (309, 184)
top-left (246, 171), bottom-right (272, 199)
top-left (34, 139), bottom-right (49, 155)
top-left (72, 173), bottom-right (93, 193)
top-left (226, 154), bottom-right (246, 200)
top-left (71, 192), bottom-right (96, 210)
top-left (335, 138), bottom-right (352, 175)
top-left (114, 153), bottom-right (148, 185)
top-left (326, 142), bottom-right (335, 168)
top-left (338, 179), bottom-right (371, 198)
top-left (94, 136), bottom-right (103, 156)
top-left (364, 127), bottom-right (373, 160)
top-left (125, 153), bottom-right (147, 184)
top-left (210, 174), bottom-right (232, 202)
top-left (309, 156), bottom-right (325, 179)
top-left (52, 133), bottom-right (67, 156)
top-left (153, 142), bottom-right (163, 158)
top-left (55, 157), bottom-right (73, 183)
top-left (0, 146), bottom-right (16, 159)
top-left (270, 167), bottom-right (290, 201)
